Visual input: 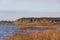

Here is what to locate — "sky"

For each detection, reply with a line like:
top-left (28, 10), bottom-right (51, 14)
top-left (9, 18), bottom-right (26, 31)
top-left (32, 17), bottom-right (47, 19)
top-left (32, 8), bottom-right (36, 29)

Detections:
top-left (0, 0), bottom-right (60, 20)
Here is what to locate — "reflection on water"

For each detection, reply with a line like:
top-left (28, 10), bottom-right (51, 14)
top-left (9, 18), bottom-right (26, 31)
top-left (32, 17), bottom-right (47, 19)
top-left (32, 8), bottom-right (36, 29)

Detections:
top-left (0, 25), bottom-right (60, 40)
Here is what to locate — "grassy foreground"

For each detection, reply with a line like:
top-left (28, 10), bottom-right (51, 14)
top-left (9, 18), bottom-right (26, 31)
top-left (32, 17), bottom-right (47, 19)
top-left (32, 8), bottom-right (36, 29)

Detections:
top-left (5, 30), bottom-right (60, 40)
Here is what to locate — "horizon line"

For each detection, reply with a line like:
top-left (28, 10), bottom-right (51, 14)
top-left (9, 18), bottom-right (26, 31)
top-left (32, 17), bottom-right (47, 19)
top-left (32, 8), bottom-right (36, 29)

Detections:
top-left (0, 17), bottom-right (60, 21)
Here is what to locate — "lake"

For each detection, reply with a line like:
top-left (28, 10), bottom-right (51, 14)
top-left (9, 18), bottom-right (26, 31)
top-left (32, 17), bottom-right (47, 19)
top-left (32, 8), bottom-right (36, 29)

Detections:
top-left (0, 25), bottom-right (19, 40)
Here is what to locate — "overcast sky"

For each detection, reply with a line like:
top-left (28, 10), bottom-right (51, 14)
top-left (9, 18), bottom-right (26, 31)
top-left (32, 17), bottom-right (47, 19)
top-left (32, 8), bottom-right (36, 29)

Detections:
top-left (0, 0), bottom-right (60, 20)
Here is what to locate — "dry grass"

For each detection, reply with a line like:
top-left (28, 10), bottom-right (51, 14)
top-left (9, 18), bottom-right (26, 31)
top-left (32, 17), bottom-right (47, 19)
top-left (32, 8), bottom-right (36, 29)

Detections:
top-left (20, 27), bottom-right (57, 30)
top-left (15, 19), bottom-right (60, 26)
top-left (5, 30), bottom-right (60, 40)
top-left (20, 25), bottom-right (60, 30)
top-left (19, 22), bottom-right (60, 27)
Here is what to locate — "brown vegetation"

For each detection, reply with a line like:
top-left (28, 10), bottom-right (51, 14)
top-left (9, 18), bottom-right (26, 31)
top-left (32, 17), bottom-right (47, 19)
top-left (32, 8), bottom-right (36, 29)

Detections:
top-left (20, 27), bottom-right (56, 30)
top-left (5, 30), bottom-right (60, 40)
top-left (14, 18), bottom-right (60, 26)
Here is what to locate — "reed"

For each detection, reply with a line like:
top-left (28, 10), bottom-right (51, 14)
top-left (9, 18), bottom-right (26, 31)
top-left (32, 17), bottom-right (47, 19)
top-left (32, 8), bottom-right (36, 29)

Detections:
top-left (5, 30), bottom-right (60, 40)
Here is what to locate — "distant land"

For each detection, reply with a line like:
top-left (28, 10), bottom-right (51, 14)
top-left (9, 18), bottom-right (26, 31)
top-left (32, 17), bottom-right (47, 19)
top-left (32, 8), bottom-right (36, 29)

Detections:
top-left (0, 17), bottom-right (60, 26)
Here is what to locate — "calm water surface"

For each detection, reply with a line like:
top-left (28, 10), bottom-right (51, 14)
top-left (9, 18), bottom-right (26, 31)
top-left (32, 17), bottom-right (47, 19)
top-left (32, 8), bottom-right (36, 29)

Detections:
top-left (0, 25), bottom-right (19, 40)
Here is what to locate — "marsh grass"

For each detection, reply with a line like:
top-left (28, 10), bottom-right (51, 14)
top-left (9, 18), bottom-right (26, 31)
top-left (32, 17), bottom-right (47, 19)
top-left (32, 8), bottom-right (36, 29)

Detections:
top-left (20, 27), bottom-right (57, 30)
top-left (5, 30), bottom-right (60, 40)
